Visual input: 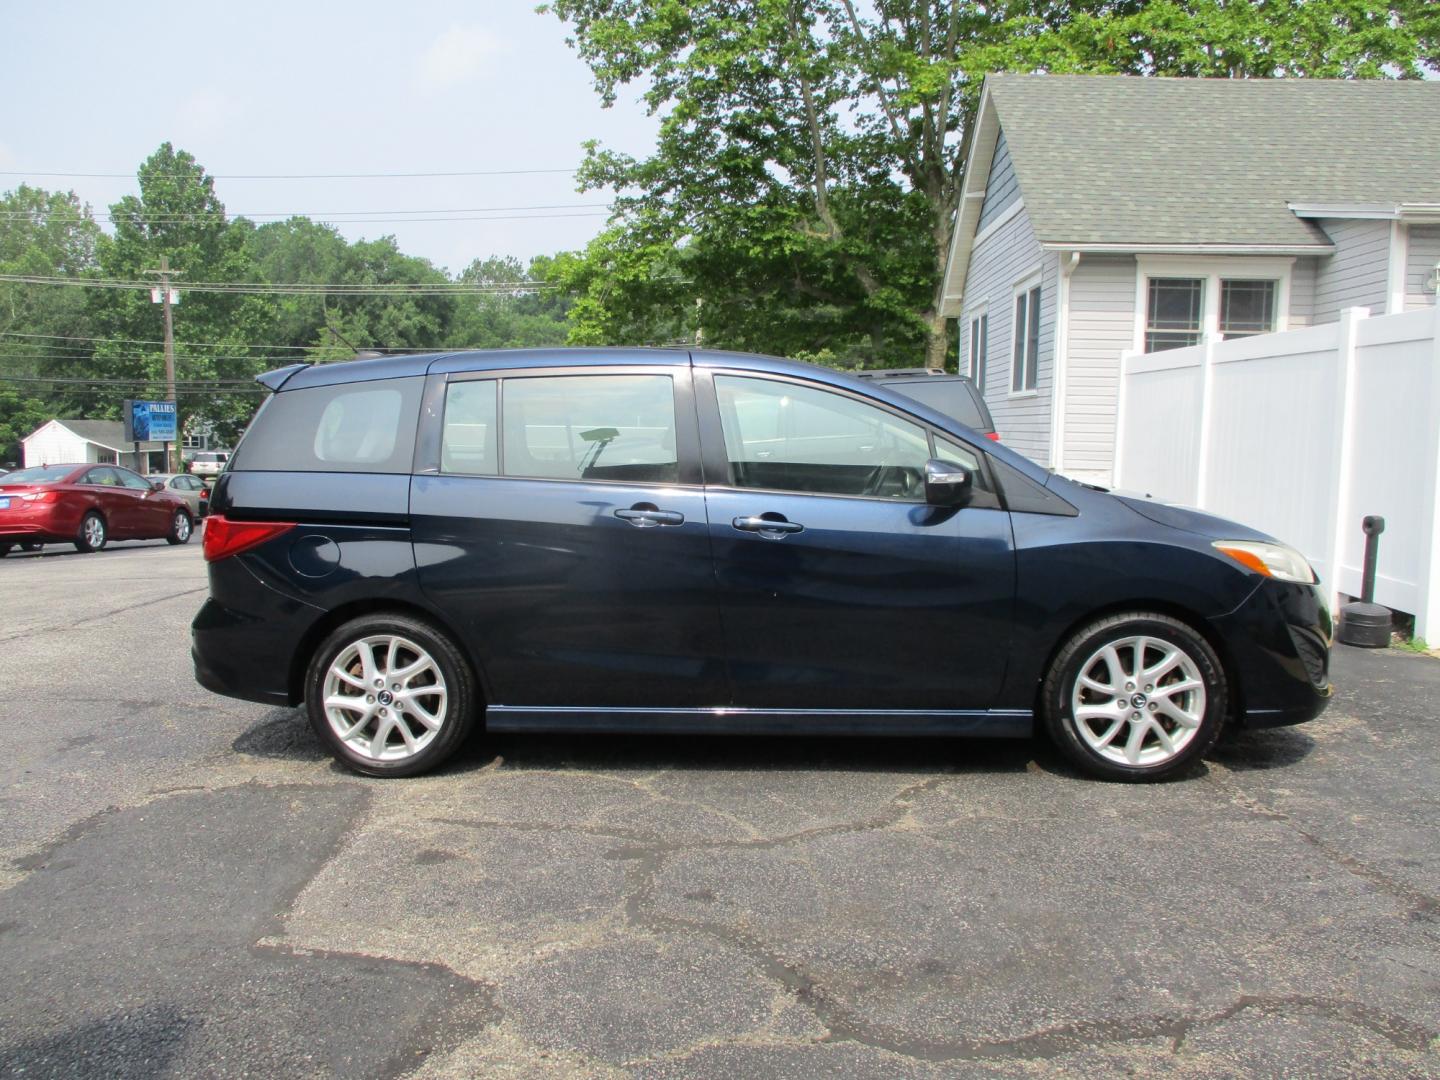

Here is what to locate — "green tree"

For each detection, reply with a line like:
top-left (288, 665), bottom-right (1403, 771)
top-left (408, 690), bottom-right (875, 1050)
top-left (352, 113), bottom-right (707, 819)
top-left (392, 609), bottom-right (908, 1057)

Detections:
top-left (450, 254), bottom-right (575, 349)
top-left (545, 0), bottom-right (1438, 367)
top-left (89, 143), bottom-right (273, 447)
top-left (0, 185), bottom-right (104, 462)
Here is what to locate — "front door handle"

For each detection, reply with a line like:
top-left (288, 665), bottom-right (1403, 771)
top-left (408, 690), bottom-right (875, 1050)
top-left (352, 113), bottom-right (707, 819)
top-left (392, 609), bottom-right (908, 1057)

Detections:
top-left (732, 514), bottom-right (804, 537)
top-left (615, 505), bottom-right (685, 528)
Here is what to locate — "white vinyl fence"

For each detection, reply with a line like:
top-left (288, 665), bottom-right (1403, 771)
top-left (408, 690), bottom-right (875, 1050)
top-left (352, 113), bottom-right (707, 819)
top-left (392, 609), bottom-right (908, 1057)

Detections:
top-left (1114, 304), bottom-right (1440, 639)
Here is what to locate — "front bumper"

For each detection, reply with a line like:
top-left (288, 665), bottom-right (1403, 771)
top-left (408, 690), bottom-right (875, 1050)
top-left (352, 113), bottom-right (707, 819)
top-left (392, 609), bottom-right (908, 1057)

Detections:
top-left (1209, 578), bottom-right (1332, 729)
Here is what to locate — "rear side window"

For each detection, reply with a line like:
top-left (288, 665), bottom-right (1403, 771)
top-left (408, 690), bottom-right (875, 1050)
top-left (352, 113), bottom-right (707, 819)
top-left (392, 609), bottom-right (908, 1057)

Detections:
top-left (231, 377), bottom-right (422, 473)
top-left (887, 379), bottom-right (986, 430)
top-left (441, 380), bottom-right (498, 475)
top-left (501, 374), bottom-right (678, 484)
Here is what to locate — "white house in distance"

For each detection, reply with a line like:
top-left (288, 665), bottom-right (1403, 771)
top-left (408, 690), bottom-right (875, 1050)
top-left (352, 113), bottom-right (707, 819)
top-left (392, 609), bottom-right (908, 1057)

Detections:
top-left (22, 419), bottom-right (165, 473)
top-left (940, 74), bottom-right (1440, 485)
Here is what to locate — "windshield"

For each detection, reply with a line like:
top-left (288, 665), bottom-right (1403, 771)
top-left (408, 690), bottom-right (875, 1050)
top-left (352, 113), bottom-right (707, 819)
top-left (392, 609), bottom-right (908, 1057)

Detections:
top-left (1, 464), bottom-right (79, 484)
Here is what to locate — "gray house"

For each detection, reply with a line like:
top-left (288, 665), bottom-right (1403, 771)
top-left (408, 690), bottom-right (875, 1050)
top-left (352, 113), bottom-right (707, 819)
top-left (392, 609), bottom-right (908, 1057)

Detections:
top-left (941, 75), bottom-right (1440, 484)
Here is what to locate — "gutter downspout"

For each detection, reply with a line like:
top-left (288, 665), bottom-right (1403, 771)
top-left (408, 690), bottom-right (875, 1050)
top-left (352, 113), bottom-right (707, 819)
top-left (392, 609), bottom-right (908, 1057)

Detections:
top-left (1049, 251), bottom-right (1081, 472)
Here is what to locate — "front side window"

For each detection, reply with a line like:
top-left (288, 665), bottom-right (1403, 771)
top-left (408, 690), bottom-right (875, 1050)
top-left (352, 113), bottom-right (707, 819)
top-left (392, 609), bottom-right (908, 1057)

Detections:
top-left (1012, 286), bottom-right (1040, 392)
top-left (502, 374), bottom-right (678, 484)
top-left (441, 380), bottom-right (498, 475)
top-left (968, 313), bottom-right (988, 394)
top-left (1146, 277), bottom-right (1204, 352)
top-left (715, 375), bottom-right (931, 499)
top-left (116, 469), bottom-right (152, 491)
top-left (1219, 279), bottom-right (1276, 338)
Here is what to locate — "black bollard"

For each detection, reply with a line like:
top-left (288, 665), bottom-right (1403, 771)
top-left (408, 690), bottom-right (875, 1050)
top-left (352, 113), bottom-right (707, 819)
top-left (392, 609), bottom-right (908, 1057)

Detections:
top-left (1337, 516), bottom-right (1390, 648)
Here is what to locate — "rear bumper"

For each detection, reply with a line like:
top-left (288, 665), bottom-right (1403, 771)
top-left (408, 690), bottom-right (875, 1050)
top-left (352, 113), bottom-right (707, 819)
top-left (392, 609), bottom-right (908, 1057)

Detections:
top-left (0, 503), bottom-right (74, 542)
top-left (191, 562), bottom-right (321, 707)
top-left (1209, 579), bottom-right (1332, 729)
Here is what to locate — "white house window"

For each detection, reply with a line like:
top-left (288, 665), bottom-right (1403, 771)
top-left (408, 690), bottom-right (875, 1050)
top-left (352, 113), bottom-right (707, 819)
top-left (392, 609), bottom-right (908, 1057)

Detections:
top-left (1138, 257), bottom-right (1291, 353)
top-left (1219, 279), bottom-right (1276, 338)
top-left (1011, 285), bottom-right (1040, 393)
top-left (968, 312), bottom-right (988, 393)
top-left (1145, 278), bottom-right (1204, 352)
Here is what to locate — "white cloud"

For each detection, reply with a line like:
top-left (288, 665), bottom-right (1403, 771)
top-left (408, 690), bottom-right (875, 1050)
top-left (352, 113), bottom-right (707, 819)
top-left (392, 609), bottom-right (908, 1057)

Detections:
top-left (417, 24), bottom-right (501, 92)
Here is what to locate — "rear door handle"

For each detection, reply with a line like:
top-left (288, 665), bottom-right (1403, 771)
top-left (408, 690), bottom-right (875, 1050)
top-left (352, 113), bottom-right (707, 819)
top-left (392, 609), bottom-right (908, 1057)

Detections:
top-left (732, 515), bottom-right (804, 536)
top-left (615, 506), bottom-right (685, 528)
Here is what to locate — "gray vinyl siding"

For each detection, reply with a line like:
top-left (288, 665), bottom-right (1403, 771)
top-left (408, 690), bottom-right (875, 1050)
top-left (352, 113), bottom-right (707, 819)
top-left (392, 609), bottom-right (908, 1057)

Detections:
top-left (1288, 256), bottom-right (1317, 327)
top-left (976, 131), bottom-right (1020, 232)
top-left (1406, 225), bottom-right (1440, 310)
top-left (960, 204), bottom-right (1055, 464)
top-left (1312, 218), bottom-right (1391, 322)
top-left (1062, 255), bottom-right (1136, 477)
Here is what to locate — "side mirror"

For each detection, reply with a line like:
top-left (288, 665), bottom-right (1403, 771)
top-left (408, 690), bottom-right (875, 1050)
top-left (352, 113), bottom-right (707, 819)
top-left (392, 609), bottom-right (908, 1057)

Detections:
top-left (151, 481), bottom-right (165, 492)
top-left (923, 458), bottom-right (972, 506)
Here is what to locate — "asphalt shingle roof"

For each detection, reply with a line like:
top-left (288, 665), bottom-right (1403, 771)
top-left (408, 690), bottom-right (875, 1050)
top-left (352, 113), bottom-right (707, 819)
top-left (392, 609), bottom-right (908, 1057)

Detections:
top-left (987, 75), bottom-right (1440, 248)
top-left (55, 419), bottom-right (162, 451)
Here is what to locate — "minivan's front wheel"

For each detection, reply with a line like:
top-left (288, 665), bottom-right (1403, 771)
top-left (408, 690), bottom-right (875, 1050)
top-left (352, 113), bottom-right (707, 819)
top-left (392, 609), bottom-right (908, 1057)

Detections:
top-left (305, 614), bottom-right (476, 777)
top-left (1042, 613), bottom-right (1226, 782)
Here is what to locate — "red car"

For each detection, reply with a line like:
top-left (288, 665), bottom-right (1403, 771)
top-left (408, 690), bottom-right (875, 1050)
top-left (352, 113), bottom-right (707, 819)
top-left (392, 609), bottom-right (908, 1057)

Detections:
top-left (0, 463), bottom-right (195, 556)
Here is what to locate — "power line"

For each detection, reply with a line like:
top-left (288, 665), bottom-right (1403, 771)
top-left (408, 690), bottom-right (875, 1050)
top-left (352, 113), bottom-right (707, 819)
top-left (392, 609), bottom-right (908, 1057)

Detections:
top-left (0, 274), bottom-right (564, 295)
top-left (0, 168), bottom-right (580, 180)
top-left (0, 202), bottom-right (611, 221)
top-left (0, 331), bottom-right (419, 352)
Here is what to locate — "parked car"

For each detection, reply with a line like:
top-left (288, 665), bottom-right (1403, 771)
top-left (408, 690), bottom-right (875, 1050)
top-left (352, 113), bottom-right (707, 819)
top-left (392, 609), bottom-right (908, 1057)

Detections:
top-left (0, 463), bottom-right (195, 555)
top-left (149, 473), bottom-right (209, 519)
top-left (853, 368), bottom-right (999, 441)
top-left (189, 451), bottom-right (230, 479)
top-left (192, 348), bottom-right (1331, 782)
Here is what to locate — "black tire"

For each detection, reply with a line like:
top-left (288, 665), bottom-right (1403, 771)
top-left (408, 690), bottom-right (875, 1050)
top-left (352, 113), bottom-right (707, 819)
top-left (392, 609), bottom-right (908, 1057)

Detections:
top-left (1041, 612), bottom-right (1227, 782)
top-left (305, 613), bottom-right (477, 778)
top-left (0, 543), bottom-right (11, 558)
top-left (166, 509), bottom-right (193, 545)
top-left (75, 512), bottom-right (107, 553)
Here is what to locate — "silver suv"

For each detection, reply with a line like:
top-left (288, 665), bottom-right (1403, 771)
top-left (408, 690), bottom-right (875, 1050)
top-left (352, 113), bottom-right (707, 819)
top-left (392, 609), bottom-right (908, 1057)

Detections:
top-left (188, 451), bottom-right (229, 479)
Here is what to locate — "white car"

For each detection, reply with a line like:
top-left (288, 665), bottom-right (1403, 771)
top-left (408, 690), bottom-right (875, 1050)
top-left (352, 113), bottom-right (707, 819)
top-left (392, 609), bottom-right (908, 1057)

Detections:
top-left (189, 452), bottom-right (229, 479)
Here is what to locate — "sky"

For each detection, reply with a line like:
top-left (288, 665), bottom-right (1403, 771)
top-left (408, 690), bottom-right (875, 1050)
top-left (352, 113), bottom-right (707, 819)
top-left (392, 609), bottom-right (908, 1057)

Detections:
top-left (0, 1), bottom-right (660, 275)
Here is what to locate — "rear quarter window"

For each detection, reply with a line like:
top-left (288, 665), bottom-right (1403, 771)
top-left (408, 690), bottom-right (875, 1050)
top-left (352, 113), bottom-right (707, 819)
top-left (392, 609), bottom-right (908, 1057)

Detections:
top-left (888, 380), bottom-right (986, 430)
top-left (230, 377), bottom-right (423, 473)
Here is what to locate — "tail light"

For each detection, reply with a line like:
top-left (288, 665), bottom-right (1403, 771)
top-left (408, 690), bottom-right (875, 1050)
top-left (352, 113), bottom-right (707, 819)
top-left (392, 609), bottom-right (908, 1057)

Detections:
top-left (984, 431), bottom-right (1001, 441)
top-left (15, 489), bottom-right (61, 503)
top-left (202, 515), bottom-right (294, 562)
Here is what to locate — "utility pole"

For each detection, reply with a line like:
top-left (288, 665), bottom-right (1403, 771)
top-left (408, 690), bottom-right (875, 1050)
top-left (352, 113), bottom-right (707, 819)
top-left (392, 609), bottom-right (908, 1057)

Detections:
top-left (144, 256), bottom-right (182, 471)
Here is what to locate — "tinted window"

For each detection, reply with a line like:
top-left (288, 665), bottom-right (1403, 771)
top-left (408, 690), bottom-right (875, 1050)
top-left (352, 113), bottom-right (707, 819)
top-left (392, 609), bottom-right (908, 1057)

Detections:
top-left (885, 379), bottom-right (986, 430)
top-left (82, 467), bottom-right (122, 487)
top-left (441, 380), bottom-right (498, 475)
top-left (715, 375), bottom-right (930, 499)
top-left (116, 468), bottom-right (152, 491)
top-left (231, 377), bottom-right (422, 474)
top-left (502, 374), bottom-right (678, 484)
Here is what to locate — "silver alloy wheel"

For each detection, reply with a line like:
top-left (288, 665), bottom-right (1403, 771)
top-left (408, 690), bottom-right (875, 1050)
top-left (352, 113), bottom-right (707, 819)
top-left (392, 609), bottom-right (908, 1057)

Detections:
top-left (83, 515), bottom-right (105, 549)
top-left (322, 634), bottom-right (448, 761)
top-left (1071, 635), bottom-right (1206, 767)
top-left (173, 512), bottom-right (191, 542)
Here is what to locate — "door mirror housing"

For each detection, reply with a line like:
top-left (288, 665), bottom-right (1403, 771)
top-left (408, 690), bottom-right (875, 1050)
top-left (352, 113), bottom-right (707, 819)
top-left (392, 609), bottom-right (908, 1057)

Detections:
top-left (151, 481), bottom-right (165, 492)
top-left (924, 458), bottom-right (972, 506)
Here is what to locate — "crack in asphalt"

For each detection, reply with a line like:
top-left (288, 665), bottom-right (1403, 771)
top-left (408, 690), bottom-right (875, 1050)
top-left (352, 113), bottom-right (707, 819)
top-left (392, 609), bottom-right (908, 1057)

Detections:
top-left (0, 584), bottom-right (207, 644)
top-left (1203, 764), bottom-right (1440, 919)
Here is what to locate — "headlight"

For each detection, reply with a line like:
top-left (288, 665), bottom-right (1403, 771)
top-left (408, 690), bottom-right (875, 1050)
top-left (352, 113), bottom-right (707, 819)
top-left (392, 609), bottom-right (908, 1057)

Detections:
top-left (1212, 540), bottom-right (1316, 584)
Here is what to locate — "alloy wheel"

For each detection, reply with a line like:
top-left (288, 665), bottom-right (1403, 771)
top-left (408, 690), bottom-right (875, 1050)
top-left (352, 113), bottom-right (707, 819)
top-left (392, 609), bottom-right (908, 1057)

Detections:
top-left (321, 634), bottom-right (449, 762)
top-left (1070, 635), bottom-right (1206, 767)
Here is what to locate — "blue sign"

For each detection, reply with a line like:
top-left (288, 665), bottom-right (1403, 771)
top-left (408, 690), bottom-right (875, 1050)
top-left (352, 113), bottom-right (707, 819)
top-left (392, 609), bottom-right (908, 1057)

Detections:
top-left (124, 399), bottom-right (177, 443)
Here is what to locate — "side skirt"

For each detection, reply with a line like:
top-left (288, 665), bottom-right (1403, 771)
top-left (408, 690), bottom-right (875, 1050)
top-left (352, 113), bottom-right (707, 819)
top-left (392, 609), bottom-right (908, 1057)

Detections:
top-left (483, 706), bottom-right (1033, 738)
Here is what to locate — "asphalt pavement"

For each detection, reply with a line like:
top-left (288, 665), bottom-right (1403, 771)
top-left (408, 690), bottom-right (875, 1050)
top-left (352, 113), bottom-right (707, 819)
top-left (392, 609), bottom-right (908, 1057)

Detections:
top-left (0, 539), bottom-right (1437, 1078)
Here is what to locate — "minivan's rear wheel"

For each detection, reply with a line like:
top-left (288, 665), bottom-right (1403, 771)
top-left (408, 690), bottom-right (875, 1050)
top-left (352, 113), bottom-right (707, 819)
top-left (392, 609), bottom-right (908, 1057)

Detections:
top-left (305, 614), bottom-right (475, 777)
top-left (1041, 613), bottom-right (1226, 782)
top-left (75, 512), bottom-right (107, 553)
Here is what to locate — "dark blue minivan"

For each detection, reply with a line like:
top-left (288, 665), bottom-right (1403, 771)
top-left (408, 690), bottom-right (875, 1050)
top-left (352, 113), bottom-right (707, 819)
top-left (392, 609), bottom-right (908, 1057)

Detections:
top-left (193, 348), bottom-right (1331, 781)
